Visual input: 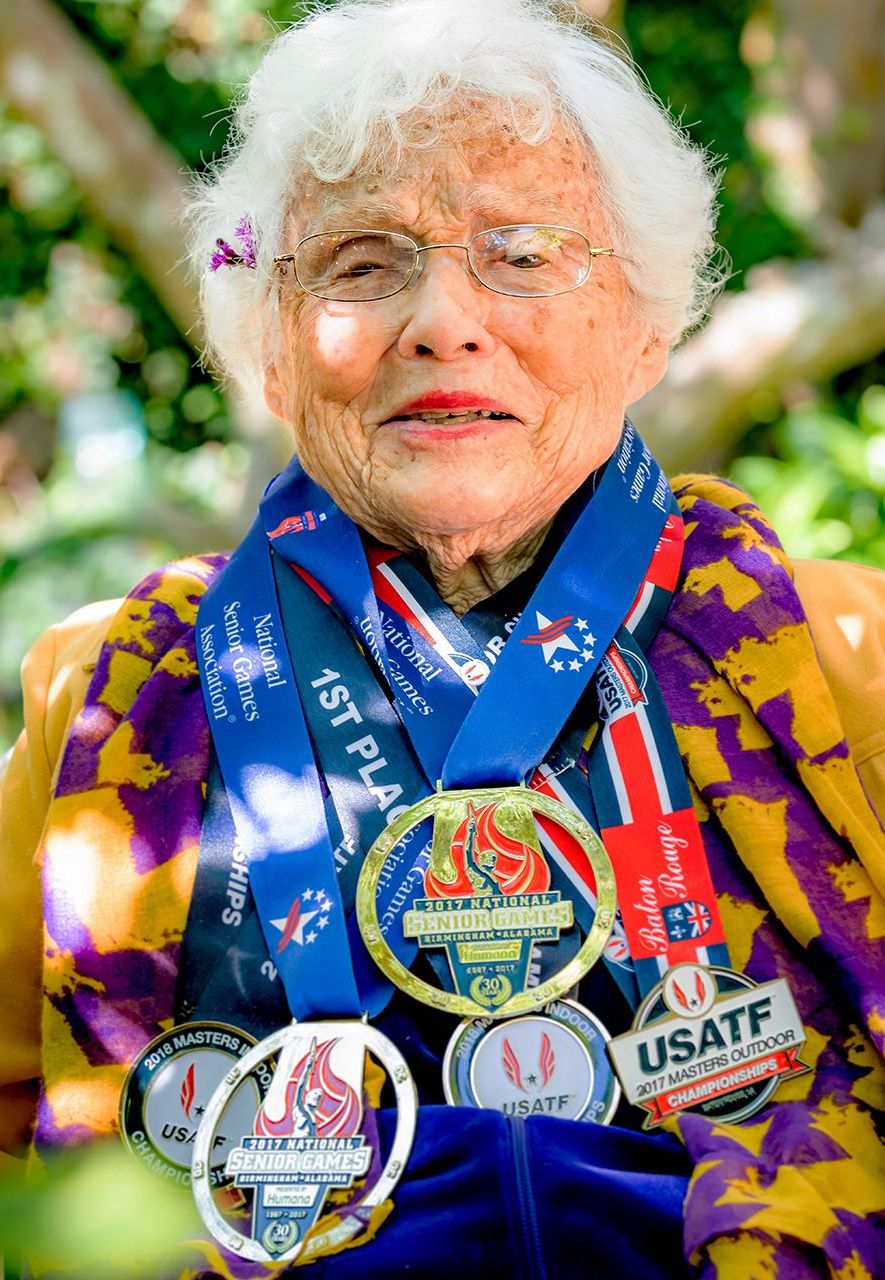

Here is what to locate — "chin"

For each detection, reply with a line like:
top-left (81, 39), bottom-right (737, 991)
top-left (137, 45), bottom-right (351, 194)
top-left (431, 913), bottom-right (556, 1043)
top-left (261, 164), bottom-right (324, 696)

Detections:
top-left (375, 467), bottom-right (533, 542)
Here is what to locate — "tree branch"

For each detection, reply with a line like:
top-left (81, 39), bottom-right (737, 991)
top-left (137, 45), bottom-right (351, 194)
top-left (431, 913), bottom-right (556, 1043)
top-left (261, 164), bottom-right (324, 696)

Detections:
top-left (0, 0), bottom-right (199, 339)
top-left (633, 204), bottom-right (885, 472)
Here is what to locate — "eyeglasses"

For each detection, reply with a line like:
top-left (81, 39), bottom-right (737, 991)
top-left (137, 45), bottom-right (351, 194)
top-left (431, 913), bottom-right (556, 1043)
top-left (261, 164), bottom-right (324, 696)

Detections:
top-left (272, 225), bottom-right (616, 301)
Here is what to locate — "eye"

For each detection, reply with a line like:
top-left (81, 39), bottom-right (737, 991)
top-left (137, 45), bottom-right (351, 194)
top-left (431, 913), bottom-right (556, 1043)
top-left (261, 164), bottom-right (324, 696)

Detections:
top-left (480, 228), bottom-right (565, 271)
top-left (328, 236), bottom-right (399, 280)
top-left (333, 262), bottom-right (381, 279)
top-left (504, 251), bottom-right (548, 269)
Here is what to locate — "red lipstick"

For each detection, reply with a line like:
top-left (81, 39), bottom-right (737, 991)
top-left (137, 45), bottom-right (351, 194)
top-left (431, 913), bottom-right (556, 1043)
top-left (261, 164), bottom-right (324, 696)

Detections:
top-left (385, 390), bottom-right (518, 420)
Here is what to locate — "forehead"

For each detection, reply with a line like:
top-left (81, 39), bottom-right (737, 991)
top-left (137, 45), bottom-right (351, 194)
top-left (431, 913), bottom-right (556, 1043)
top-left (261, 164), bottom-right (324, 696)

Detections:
top-left (292, 115), bottom-right (603, 237)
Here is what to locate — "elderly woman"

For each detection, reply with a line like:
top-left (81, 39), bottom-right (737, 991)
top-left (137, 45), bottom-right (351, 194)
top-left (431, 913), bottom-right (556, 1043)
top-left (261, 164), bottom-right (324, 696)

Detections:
top-left (2, 1), bottom-right (884, 1277)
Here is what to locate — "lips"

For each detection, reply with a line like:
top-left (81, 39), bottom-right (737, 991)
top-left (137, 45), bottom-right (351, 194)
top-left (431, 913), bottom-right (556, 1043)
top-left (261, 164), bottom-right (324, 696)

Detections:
top-left (382, 390), bottom-right (520, 425)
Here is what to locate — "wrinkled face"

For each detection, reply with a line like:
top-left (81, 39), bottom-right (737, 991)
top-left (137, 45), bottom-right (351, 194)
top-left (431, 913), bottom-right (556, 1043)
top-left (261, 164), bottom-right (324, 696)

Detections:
top-left (265, 114), bottom-right (667, 552)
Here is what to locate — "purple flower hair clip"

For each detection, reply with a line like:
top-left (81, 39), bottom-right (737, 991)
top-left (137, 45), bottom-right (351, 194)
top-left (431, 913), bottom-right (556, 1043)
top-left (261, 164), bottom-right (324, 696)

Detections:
top-left (209, 216), bottom-right (257, 271)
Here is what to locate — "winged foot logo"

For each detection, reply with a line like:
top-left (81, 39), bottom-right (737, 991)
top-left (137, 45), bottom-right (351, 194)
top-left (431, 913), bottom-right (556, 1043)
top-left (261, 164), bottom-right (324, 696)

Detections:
top-left (502, 1031), bottom-right (556, 1092)
top-left (492, 1026), bottom-right (574, 1116)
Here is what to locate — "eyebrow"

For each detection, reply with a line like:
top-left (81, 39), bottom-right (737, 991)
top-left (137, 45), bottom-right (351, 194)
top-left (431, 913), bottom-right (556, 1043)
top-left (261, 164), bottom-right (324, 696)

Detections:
top-left (301, 197), bottom-right (402, 234)
top-left (300, 186), bottom-right (566, 236)
top-left (465, 186), bottom-right (564, 219)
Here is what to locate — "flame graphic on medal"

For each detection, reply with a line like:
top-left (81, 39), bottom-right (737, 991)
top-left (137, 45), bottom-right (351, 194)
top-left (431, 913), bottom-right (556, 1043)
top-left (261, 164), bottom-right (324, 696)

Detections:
top-left (254, 1038), bottom-right (361, 1139)
top-left (218, 1033), bottom-right (376, 1262)
top-left (400, 792), bottom-right (572, 1012)
top-left (179, 1062), bottom-right (196, 1120)
top-left (425, 801), bottom-right (549, 898)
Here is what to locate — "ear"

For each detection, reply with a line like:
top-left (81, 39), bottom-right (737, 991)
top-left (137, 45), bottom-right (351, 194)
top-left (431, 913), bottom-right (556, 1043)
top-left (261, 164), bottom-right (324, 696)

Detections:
top-left (624, 330), bottom-right (669, 406)
top-left (263, 358), bottom-right (287, 422)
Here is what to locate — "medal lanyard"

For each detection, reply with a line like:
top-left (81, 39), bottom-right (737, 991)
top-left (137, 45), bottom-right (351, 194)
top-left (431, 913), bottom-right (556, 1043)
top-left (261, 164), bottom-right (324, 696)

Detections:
top-left (272, 554), bottom-right (631, 1009)
top-left (195, 516), bottom-right (361, 1019)
top-left (270, 426), bottom-right (731, 999)
top-left (263, 421), bottom-right (669, 789)
top-left (352, 513), bottom-right (730, 999)
top-left (264, 422), bottom-right (723, 1001)
top-left (194, 423), bottom-right (731, 1023)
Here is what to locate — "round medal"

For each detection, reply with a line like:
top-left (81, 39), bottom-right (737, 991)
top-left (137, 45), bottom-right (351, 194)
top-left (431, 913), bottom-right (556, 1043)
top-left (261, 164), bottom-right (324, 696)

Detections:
top-left (357, 785), bottom-right (616, 1019)
top-left (192, 1018), bottom-right (417, 1266)
top-left (119, 1021), bottom-right (272, 1189)
top-left (608, 963), bottom-right (809, 1127)
top-left (444, 998), bottom-right (620, 1124)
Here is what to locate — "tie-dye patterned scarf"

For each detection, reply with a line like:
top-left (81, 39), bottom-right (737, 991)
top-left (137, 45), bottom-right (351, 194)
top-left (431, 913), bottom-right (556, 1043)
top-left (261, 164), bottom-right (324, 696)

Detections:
top-left (36, 476), bottom-right (885, 1278)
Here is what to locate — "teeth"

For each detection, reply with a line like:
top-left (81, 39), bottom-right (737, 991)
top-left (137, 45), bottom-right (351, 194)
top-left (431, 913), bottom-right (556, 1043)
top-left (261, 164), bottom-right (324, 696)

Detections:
top-left (409, 409), bottom-right (510, 423)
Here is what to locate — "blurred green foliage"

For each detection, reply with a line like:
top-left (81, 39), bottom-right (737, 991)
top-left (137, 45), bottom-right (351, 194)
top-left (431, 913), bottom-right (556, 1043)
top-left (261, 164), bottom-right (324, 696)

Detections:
top-left (626, 0), bottom-right (804, 272)
top-left (0, 0), bottom-right (883, 757)
top-left (1, 0), bottom-right (310, 750)
top-left (732, 373), bottom-right (885, 564)
top-left (0, 1142), bottom-right (204, 1279)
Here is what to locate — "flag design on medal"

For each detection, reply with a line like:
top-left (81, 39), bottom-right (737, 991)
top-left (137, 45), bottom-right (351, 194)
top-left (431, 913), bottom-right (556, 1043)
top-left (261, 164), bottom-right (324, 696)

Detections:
top-left (271, 888), bottom-right (334, 953)
top-left (521, 613), bottom-right (596, 674)
top-left (661, 900), bottom-right (712, 942)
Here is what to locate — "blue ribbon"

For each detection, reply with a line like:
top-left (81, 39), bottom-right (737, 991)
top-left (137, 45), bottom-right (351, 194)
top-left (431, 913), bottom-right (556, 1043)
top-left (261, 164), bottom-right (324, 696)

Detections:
top-left (195, 422), bottom-right (671, 1020)
top-left (195, 520), bottom-right (361, 1018)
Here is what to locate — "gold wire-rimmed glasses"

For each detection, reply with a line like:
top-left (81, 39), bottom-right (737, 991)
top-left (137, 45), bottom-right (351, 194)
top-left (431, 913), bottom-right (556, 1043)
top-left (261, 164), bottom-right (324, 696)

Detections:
top-left (272, 225), bottom-right (616, 301)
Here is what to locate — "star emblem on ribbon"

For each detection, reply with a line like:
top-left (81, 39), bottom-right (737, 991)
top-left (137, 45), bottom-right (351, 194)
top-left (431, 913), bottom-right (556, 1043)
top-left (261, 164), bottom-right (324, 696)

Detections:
top-left (271, 887), bottom-right (334, 951)
top-left (522, 612), bottom-right (596, 674)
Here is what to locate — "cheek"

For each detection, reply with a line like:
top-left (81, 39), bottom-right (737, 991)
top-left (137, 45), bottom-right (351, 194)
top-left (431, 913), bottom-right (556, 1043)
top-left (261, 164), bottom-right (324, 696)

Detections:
top-left (287, 304), bottom-right (392, 411)
top-left (524, 293), bottom-right (637, 402)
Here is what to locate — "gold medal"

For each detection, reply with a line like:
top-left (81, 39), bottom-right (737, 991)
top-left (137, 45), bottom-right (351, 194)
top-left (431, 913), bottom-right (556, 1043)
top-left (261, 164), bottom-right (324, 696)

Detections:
top-left (356, 785), bottom-right (616, 1018)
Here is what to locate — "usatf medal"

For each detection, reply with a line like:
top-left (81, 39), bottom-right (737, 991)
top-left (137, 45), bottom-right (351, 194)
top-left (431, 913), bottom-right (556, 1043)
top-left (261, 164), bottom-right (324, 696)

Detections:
top-left (608, 963), bottom-right (809, 1127)
top-left (443, 999), bottom-right (620, 1124)
top-left (357, 785), bottom-right (616, 1018)
top-left (192, 1019), bottom-right (417, 1266)
top-left (119, 1022), bottom-right (272, 1188)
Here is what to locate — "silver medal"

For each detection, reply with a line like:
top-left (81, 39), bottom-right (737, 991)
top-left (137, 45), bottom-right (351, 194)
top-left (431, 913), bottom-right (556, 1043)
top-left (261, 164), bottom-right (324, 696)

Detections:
top-left (119, 1021), bottom-right (271, 1189)
top-left (608, 963), bottom-right (809, 1126)
top-left (443, 998), bottom-right (620, 1124)
top-left (192, 1018), bottom-right (417, 1266)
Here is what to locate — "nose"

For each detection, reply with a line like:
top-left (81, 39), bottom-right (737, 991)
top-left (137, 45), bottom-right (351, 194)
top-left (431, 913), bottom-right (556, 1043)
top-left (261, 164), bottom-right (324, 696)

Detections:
top-left (395, 250), bottom-right (496, 361)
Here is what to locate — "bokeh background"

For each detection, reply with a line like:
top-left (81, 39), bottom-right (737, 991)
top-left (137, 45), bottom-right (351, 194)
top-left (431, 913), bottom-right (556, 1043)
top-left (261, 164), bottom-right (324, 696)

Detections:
top-left (0, 2), bottom-right (884, 1269)
top-left (2, 0), bottom-right (885, 756)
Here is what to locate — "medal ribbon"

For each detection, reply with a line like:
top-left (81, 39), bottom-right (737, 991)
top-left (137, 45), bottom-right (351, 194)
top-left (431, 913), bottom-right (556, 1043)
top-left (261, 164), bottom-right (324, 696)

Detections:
top-left (195, 517), bottom-right (361, 1019)
top-left (360, 510), bottom-right (728, 997)
top-left (263, 425), bottom-right (674, 988)
top-left (263, 422), bottom-right (667, 790)
top-left (193, 423), bottom-right (732, 1023)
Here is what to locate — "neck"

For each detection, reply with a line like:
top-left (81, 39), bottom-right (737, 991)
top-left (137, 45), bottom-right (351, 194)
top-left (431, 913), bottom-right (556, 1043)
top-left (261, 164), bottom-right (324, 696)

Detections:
top-left (409, 522), bottom-right (551, 614)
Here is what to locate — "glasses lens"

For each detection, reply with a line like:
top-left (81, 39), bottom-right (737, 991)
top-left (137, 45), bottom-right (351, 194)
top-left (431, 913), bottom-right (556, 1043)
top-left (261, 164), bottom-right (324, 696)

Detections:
top-left (295, 231), bottom-right (416, 300)
top-left (470, 226), bottom-right (591, 296)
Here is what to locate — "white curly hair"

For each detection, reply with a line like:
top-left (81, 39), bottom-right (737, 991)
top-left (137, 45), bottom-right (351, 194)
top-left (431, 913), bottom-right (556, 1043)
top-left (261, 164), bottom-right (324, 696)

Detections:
top-left (185, 0), bottom-right (723, 395)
